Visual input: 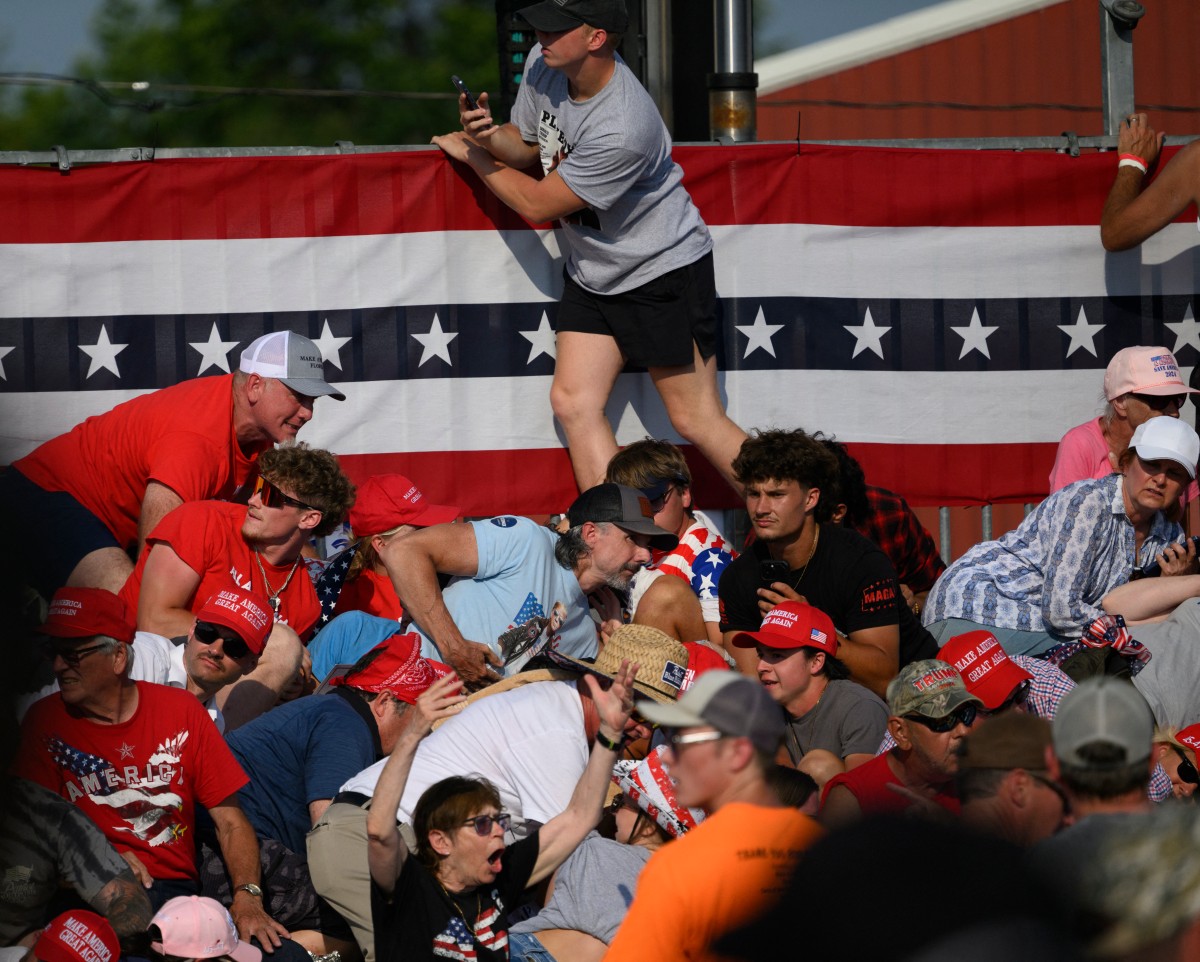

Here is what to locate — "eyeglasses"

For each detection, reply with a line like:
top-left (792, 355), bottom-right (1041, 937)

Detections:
top-left (43, 642), bottom-right (107, 668)
top-left (1029, 772), bottom-right (1072, 817)
top-left (1130, 392), bottom-right (1187, 412)
top-left (462, 813), bottom-right (512, 836)
top-left (630, 710), bottom-right (659, 732)
top-left (666, 729), bottom-right (725, 749)
top-left (606, 792), bottom-right (625, 814)
top-left (978, 680), bottom-right (1032, 717)
top-left (252, 476), bottom-right (320, 513)
top-left (194, 621), bottom-right (253, 660)
top-left (904, 704), bottom-right (978, 733)
top-left (646, 477), bottom-right (687, 514)
top-left (1172, 746), bottom-right (1200, 786)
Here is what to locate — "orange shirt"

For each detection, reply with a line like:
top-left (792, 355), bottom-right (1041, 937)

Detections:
top-left (604, 803), bottom-right (823, 962)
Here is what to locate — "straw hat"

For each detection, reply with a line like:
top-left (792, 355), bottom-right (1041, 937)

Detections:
top-left (549, 624), bottom-right (689, 704)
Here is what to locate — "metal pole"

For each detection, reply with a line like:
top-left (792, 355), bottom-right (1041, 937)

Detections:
top-left (709, 0), bottom-right (756, 142)
top-left (1099, 0), bottom-right (1145, 136)
top-left (644, 0), bottom-right (673, 132)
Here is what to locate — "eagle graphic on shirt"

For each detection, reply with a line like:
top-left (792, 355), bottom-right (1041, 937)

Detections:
top-left (46, 731), bottom-right (188, 847)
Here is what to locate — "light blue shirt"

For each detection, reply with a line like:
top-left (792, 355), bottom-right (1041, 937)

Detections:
top-left (413, 517), bottom-right (594, 675)
top-left (925, 474), bottom-right (1181, 640)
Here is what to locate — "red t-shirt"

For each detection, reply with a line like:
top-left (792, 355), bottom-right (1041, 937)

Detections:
top-left (121, 500), bottom-right (321, 639)
top-left (335, 567), bottom-right (404, 622)
top-left (14, 682), bottom-right (248, 881)
top-left (821, 751), bottom-right (960, 817)
top-left (14, 375), bottom-right (265, 551)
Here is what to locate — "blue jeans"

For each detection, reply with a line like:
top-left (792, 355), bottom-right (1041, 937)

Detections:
top-left (508, 932), bottom-right (557, 962)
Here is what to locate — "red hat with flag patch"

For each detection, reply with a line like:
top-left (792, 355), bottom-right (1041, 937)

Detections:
top-left (729, 601), bottom-right (838, 656)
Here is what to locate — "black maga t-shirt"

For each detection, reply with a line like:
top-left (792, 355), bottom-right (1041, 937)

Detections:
top-left (372, 832), bottom-right (540, 962)
top-left (718, 526), bottom-right (937, 669)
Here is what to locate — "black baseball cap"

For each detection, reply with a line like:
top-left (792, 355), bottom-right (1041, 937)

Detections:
top-left (567, 483), bottom-right (678, 551)
top-left (517, 0), bottom-right (629, 33)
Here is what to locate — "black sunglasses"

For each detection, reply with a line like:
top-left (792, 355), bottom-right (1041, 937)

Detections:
top-left (1130, 392), bottom-right (1187, 412)
top-left (905, 704), bottom-right (977, 733)
top-left (253, 476), bottom-right (320, 513)
top-left (43, 641), bottom-right (108, 668)
top-left (979, 680), bottom-right (1032, 717)
top-left (194, 622), bottom-right (253, 660)
top-left (1029, 772), bottom-right (1072, 817)
top-left (1173, 745), bottom-right (1200, 786)
top-left (462, 813), bottom-right (512, 836)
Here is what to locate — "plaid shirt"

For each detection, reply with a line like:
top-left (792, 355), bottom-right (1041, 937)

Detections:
top-left (854, 486), bottom-right (946, 594)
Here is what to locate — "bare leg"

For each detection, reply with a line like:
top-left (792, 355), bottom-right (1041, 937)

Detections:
top-left (217, 624), bottom-right (305, 730)
top-left (67, 547), bottom-right (135, 595)
top-left (550, 331), bottom-right (626, 492)
top-left (649, 345), bottom-right (747, 496)
top-left (632, 575), bottom-right (706, 644)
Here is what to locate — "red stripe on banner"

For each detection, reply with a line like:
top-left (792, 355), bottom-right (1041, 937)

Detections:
top-left (336, 441), bottom-right (1058, 520)
top-left (1, 143), bottom-right (1188, 244)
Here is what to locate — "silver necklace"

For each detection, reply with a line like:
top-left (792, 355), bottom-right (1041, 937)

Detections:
top-left (255, 550), bottom-right (301, 615)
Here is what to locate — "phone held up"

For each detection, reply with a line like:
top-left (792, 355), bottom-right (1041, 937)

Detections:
top-left (451, 75), bottom-right (491, 126)
top-left (760, 559), bottom-right (790, 586)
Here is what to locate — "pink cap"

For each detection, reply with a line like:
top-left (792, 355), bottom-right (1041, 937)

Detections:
top-left (150, 896), bottom-right (261, 962)
top-left (35, 911), bottom-right (119, 962)
top-left (729, 601), bottom-right (839, 656)
top-left (938, 630), bottom-right (1033, 711)
top-left (1104, 346), bottom-right (1198, 400)
top-left (195, 586), bottom-right (274, 655)
top-left (348, 474), bottom-right (459, 534)
top-left (42, 588), bottom-right (135, 644)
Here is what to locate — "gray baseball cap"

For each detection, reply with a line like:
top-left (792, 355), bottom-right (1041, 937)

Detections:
top-left (240, 330), bottom-right (345, 401)
top-left (638, 671), bottom-right (785, 755)
top-left (1052, 677), bottom-right (1153, 768)
top-left (567, 483), bottom-right (678, 551)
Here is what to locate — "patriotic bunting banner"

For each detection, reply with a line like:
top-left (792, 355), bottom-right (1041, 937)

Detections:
top-left (0, 142), bottom-right (1197, 515)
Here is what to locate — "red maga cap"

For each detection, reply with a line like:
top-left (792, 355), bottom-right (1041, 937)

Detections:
top-left (1177, 723), bottom-right (1200, 753)
top-left (42, 588), bottom-right (134, 644)
top-left (730, 601), bottom-right (838, 656)
top-left (36, 911), bottom-right (120, 962)
top-left (196, 586), bottom-right (274, 655)
top-left (938, 630), bottom-right (1032, 711)
top-left (349, 474), bottom-right (459, 534)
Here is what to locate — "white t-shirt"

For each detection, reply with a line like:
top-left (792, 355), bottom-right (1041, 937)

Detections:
top-left (340, 679), bottom-right (587, 839)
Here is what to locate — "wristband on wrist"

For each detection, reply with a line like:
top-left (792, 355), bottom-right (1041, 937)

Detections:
top-left (1119, 153), bottom-right (1148, 174)
top-left (595, 729), bottom-right (625, 752)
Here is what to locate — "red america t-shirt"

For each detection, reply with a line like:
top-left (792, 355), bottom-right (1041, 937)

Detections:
top-left (120, 500), bottom-right (321, 639)
top-left (14, 375), bottom-right (265, 552)
top-left (14, 682), bottom-right (248, 881)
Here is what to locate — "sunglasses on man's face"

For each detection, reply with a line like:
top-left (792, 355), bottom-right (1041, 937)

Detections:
top-left (1130, 392), bottom-right (1187, 412)
top-left (193, 621), bottom-right (253, 660)
top-left (42, 642), bottom-right (108, 668)
top-left (905, 704), bottom-right (978, 733)
top-left (252, 475), bottom-right (320, 513)
top-left (461, 813), bottom-right (512, 836)
top-left (1173, 746), bottom-right (1200, 786)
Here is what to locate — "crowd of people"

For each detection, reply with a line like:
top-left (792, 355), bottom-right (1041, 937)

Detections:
top-left (5, 0), bottom-right (1200, 959)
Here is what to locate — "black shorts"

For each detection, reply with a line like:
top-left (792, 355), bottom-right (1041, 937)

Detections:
top-left (0, 467), bottom-right (121, 600)
top-left (557, 251), bottom-right (718, 368)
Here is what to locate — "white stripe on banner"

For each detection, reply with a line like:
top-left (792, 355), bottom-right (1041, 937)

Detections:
top-left (2, 223), bottom-right (1197, 319)
top-left (0, 368), bottom-right (1122, 465)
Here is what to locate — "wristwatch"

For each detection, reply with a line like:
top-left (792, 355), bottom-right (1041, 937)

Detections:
top-left (236, 883), bottom-right (264, 898)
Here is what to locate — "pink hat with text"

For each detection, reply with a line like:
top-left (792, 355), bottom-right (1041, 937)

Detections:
top-left (150, 896), bottom-right (261, 962)
top-left (1104, 346), bottom-right (1198, 400)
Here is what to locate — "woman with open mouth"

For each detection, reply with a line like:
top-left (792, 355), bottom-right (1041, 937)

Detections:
top-left (365, 660), bottom-right (641, 961)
